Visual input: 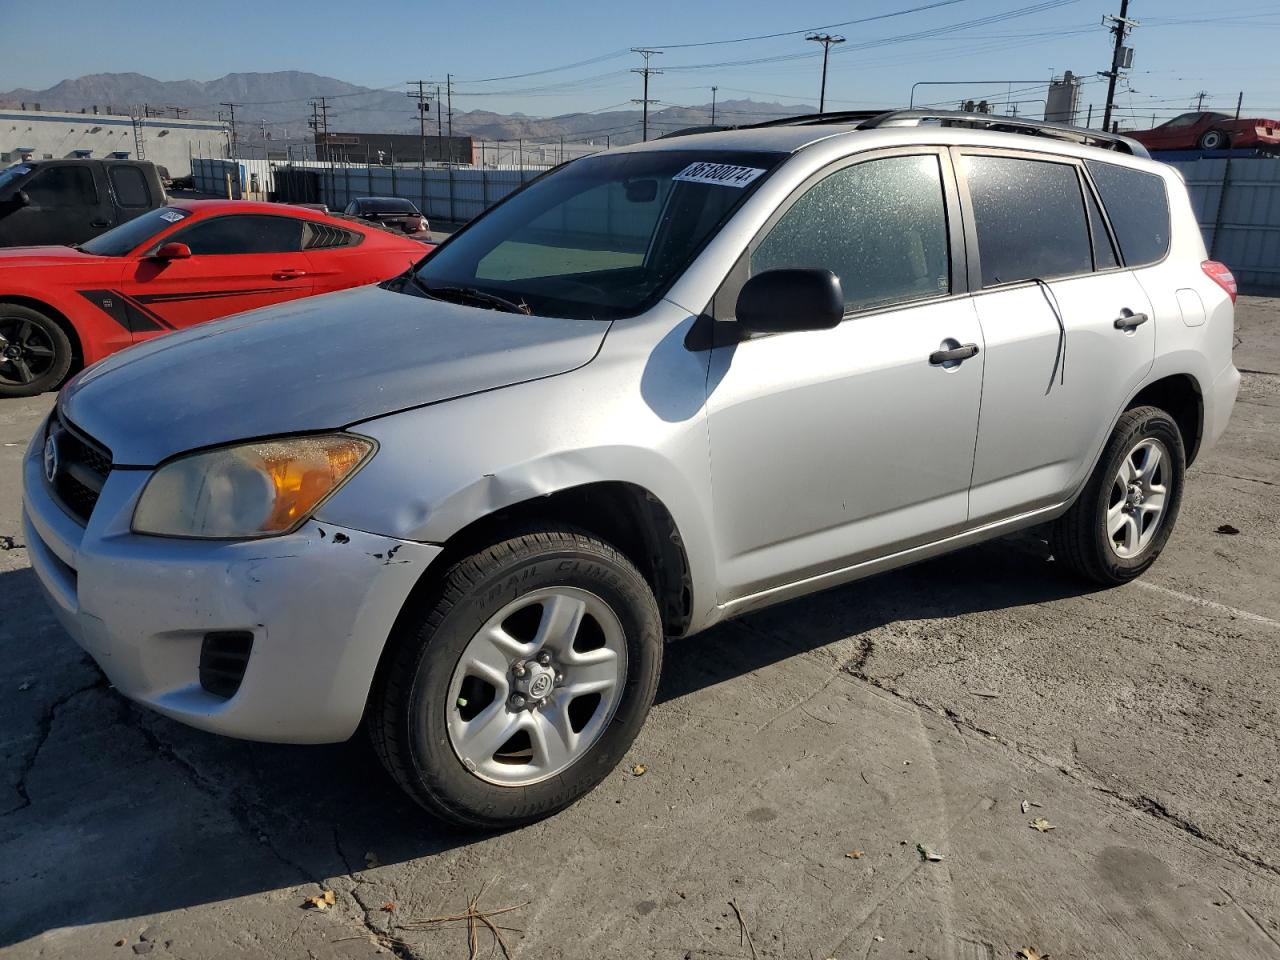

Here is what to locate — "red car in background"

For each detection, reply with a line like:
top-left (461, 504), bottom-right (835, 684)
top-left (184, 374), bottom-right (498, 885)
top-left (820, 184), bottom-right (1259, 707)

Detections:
top-left (1127, 111), bottom-right (1280, 152)
top-left (0, 200), bottom-right (431, 396)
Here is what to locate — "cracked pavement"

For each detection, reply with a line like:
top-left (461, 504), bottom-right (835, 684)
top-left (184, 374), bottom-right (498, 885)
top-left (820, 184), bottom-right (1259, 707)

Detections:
top-left (2, 298), bottom-right (1279, 958)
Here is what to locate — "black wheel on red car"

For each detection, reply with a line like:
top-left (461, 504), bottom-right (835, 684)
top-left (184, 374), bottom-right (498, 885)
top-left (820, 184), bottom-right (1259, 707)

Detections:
top-left (1198, 129), bottom-right (1228, 151)
top-left (0, 304), bottom-right (73, 398)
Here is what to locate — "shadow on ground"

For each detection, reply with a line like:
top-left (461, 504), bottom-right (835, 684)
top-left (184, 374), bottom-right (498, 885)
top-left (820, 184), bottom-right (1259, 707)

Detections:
top-left (0, 533), bottom-right (1096, 945)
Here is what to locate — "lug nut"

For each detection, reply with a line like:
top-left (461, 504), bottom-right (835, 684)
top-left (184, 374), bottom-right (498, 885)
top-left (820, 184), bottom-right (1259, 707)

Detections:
top-left (555, 672), bottom-right (564, 684)
top-left (513, 662), bottom-right (527, 678)
top-left (536, 651), bottom-right (553, 666)
top-left (509, 693), bottom-right (526, 709)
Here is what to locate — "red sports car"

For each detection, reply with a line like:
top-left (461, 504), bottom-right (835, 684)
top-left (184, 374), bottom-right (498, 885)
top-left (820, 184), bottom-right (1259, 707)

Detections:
top-left (1127, 111), bottom-right (1280, 153)
top-left (0, 200), bottom-right (431, 397)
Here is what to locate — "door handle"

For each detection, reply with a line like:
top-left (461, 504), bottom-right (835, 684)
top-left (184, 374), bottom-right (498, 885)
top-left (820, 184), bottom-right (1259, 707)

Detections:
top-left (1114, 310), bottom-right (1149, 330)
top-left (272, 268), bottom-right (308, 280)
top-left (90, 220), bottom-right (110, 228)
top-left (929, 343), bottom-right (980, 365)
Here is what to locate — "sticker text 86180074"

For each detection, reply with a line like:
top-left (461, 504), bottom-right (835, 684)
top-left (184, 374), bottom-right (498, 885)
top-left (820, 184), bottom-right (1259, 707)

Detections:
top-left (672, 162), bottom-right (766, 188)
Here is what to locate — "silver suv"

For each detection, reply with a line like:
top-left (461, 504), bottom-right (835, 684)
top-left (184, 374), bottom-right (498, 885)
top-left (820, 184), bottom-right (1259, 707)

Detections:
top-left (22, 112), bottom-right (1239, 827)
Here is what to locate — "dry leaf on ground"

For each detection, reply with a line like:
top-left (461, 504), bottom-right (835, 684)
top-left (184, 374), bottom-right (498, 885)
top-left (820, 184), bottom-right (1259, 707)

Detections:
top-left (1029, 818), bottom-right (1057, 833)
top-left (381, 902), bottom-right (396, 913)
top-left (845, 849), bottom-right (865, 859)
top-left (631, 763), bottom-right (647, 776)
top-left (1016, 948), bottom-right (1049, 960)
top-left (302, 890), bottom-right (337, 910)
top-left (917, 844), bottom-right (945, 862)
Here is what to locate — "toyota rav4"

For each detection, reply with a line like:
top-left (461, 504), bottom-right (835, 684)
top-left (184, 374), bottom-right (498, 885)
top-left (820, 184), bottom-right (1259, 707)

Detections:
top-left (22, 112), bottom-right (1239, 827)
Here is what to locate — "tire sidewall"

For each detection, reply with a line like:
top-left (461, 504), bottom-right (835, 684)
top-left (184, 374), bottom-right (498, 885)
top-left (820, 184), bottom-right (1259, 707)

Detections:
top-left (1086, 408), bottom-right (1185, 580)
top-left (402, 540), bottom-right (661, 825)
top-left (0, 305), bottom-right (73, 398)
top-left (1200, 129), bottom-right (1226, 150)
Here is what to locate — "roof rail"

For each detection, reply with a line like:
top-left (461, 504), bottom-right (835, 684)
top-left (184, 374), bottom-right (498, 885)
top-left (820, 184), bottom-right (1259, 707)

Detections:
top-left (740, 110), bottom-right (893, 129)
top-left (856, 110), bottom-right (1151, 158)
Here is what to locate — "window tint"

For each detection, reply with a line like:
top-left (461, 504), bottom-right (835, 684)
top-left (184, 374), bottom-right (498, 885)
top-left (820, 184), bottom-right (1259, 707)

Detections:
top-left (962, 155), bottom-right (1092, 286)
top-left (172, 215), bottom-right (304, 255)
top-left (1164, 113), bottom-right (1202, 129)
top-left (23, 165), bottom-right (96, 207)
top-left (1085, 186), bottom-right (1118, 270)
top-left (751, 154), bottom-right (950, 312)
top-left (1085, 160), bottom-right (1170, 267)
top-left (109, 165), bottom-right (150, 208)
top-left (80, 206), bottom-right (190, 257)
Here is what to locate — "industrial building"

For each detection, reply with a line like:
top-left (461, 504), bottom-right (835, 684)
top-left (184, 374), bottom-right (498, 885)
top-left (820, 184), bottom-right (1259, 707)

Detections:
top-left (315, 131), bottom-right (600, 167)
top-left (0, 107), bottom-right (226, 176)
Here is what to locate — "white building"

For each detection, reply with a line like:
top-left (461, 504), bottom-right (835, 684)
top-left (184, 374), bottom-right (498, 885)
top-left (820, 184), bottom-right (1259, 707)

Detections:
top-left (0, 108), bottom-right (226, 177)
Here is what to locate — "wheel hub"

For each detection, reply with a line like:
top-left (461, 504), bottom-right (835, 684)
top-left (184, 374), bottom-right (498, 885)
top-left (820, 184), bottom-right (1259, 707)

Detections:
top-left (511, 659), bottom-right (558, 706)
top-left (1125, 482), bottom-right (1144, 508)
top-left (2, 344), bottom-right (19, 360)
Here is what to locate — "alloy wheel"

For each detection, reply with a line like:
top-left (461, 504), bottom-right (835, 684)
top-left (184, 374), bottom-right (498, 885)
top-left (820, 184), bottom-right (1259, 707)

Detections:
top-left (1106, 437), bottom-right (1170, 559)
top-left (445, 587), bottom-right (628, 787)
top-left (0, 316), bottom-right (58, 387)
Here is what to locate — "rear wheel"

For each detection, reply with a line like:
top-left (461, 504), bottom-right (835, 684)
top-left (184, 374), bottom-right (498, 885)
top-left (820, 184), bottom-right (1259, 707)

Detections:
top-left (367, 528), bottom-right (663, 828)
top-left (0, 304), bottom-right (73, 398)
top-left (1050, 405), bottom-right (1185, 585)
top-left (1198, 129), bottom-right (1228, 151)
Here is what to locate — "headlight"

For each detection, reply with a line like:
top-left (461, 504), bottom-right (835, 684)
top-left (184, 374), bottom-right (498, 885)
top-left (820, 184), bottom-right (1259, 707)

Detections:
top-left (132, 434), bottom-right (374, 539)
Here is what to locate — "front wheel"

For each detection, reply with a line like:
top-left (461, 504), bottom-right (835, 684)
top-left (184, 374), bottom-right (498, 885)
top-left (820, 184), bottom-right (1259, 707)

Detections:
top-left (1050, 405), bottom-right (1185, 585)
top-left (1198, 129), bottom-right (1228, 151)
top-left (367, 529), bottom-right (663, 828)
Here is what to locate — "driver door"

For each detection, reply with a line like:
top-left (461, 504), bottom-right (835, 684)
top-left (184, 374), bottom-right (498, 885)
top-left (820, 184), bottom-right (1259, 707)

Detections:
top-left (704, 150), bottom-right (984, 603)
top-left (123, 213), bottom-right (314, 339)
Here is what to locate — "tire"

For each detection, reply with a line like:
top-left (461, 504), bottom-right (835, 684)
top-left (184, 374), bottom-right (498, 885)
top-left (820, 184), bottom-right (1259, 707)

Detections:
top-left (1198, 129), bottom-right (1228, 151)
top-left (1050, 405), bottom-right (1186, 586)
top-left (367, 528), bottom-right (663, 828)
top-left (0, 304), bottom-right (74, 398)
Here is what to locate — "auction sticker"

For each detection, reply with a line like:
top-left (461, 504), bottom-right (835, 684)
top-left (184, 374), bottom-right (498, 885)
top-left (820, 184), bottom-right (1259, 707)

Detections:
top-left (673, 162), bottom-right (766, 188)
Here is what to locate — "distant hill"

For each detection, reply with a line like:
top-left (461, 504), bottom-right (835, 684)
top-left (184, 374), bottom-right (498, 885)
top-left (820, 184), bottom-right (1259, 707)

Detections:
top-left (0, 71), bottom-right (816, 148)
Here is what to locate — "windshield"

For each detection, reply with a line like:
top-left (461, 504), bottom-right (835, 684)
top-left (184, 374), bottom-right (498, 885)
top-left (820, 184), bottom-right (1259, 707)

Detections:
top-left (411, 149), bottom-right (785, 320)
top-left (362, 197), bottom-right (418, 214)
top-left (0, 165), bottom-right (31, 193)
top-left (80, 206), bottom-right (191, 257)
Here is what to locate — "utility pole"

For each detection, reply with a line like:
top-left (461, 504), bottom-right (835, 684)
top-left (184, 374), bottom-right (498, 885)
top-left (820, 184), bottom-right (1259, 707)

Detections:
top-left (435, 84), bottom-right (443, 140)
top-left (630, 48), bottom-right (663, 141)
top-left (806, 33), bottom-right (845, 114)
top-left (710, 86), bottom-right (718, 125)
top-left (1193, 89), bottom-right (1209, 111)
top-left (170, 105), bottom-right (188, 119)
top-left (446, 73), bottom-right (454, 162)
top-left (220, 101), bottom-right (240, 155)
top-left (1099, 0), bottom-right (1138, 134)
top-left (408, 80), bottom-right (431, 167)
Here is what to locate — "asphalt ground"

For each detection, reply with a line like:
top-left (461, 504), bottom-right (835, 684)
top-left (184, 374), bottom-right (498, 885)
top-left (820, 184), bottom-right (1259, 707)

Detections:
top-left (1, 297), bottom-right (1278, 959)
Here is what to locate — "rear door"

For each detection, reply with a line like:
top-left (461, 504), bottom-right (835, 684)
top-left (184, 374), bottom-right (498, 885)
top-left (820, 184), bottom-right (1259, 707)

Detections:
top-left (122, 213), bottom-right (314, 337)
top-left (2, 163), bottom-right (112, 246)
top-left (105, 164), bottom-right (158, 228)
top-left (958, 150), bottom-right (1155, 523)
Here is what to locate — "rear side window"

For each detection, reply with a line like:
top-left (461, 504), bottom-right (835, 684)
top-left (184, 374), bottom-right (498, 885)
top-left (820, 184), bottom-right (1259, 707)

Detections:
top-left (109, 166), bottom-right (151, 208)
top-left (1085, 160), bottom-right (1170, 266)
top-left (173, 215), bottom-right (304, 255)
top-left (962, 155), bottom-right (1092, 287)
top-left (23, 165), bottom-right (97, 207)
top-left (751, 154), bottom-right (951, 312)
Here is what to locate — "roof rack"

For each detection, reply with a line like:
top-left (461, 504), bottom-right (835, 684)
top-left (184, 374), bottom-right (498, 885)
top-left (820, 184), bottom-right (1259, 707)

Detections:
top-left (855, 110), bottom-right (1150, 158)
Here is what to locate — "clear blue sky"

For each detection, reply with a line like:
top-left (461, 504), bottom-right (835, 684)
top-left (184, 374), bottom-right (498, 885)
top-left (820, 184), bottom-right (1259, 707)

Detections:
top-left (3, 0), bottom-right (1279, 126)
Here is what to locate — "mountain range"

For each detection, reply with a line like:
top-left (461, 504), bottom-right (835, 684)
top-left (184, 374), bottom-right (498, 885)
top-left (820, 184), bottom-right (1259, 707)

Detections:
top-left (0, 71), bottom-right (818, 147)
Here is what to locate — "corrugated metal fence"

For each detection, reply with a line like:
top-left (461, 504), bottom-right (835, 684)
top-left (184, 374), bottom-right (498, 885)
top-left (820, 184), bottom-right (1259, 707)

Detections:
top-left (1166, 157), bottom-right (1280, 293)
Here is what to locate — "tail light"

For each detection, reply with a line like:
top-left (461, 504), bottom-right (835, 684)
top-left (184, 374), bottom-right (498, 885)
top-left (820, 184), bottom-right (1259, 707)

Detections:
top-left (1202, 260), bottom-right (1237, 303)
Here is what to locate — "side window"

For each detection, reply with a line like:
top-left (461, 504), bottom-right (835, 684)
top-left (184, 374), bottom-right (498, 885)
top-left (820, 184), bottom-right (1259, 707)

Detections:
top-left (962, 155), bottom-right (1092, 286)
top-left (109, 166), bottom-right (151, 208)
top-left (1084, 185), bottom-right (1118, 270)
top-left (172, 215), bottom-right (304, 255)
top-left (1084, 160), bottom-right (1170, 267)
top-left (751, 154), bottom-right (950, 313)
top-left (22, 166), bottom-right (97, 207)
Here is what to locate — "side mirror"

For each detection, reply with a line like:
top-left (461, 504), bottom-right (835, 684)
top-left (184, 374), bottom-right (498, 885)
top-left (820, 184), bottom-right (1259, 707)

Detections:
top-left (9, 190), bottom-right (31, 207)
top-left (153, 241), bottom-right (192, 261)
top-left (735, 269), bottom-right (844, 334)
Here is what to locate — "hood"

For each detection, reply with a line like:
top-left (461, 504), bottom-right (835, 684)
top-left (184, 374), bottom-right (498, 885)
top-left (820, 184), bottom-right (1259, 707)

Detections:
top-left (61, 284), bottom-right (609, 466)
top-left (0, 245), bottom-right (97, 266)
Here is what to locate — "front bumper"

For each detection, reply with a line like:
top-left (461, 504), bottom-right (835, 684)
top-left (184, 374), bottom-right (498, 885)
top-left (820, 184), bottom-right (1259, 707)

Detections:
top-left (21, 426), bottom-right (441, 743)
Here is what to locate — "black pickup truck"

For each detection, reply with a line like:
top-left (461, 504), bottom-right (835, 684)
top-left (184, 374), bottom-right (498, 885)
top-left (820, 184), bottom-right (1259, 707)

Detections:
top-left (0, 159), bottom-right (167, 247)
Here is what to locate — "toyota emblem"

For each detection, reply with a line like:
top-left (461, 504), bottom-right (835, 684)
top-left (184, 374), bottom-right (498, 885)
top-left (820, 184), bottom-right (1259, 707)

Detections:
top-left (43, 434), bottom-right (58, 483)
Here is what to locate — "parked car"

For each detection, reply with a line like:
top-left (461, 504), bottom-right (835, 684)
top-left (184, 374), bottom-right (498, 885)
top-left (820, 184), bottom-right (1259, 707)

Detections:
top-left (0, 200), bottom-right (429, 396)
top-left (23, 113), bottom-right (1238, 828)
top-left (0, 159), bottom-right (167, 248)
top-left (343, 196), bottom-right (430, 236)
top-left (1126, 110), bottom-right (1280, 152)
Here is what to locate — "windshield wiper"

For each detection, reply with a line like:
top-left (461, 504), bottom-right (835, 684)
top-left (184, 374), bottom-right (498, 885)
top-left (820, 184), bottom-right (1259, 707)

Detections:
top-left (414, 281), bottom-right (531, 315)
